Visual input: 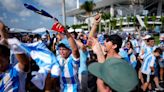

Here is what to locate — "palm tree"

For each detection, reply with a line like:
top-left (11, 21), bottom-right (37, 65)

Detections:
top-left (127, 16), bottom-right (131, 27)
top-left (161, 16), bottom-right (164, 32)
top-left (119, 17), bottom-right (123, 31)
top-left (80, 0), bottom-right (96, 31)
top-left (151, 15), bottom-right (156, 29)
top-left (102, 12), bottom-right (111, 33)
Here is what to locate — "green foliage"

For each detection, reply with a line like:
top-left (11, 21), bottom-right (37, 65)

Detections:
top-left (80, 0), bottom-right (96, 16)
top-left (127, 16), bottom-right (131, 27)
top-left (101, 12), bottom-right (111, 20)
top-left (132, 16), bottom-right (137, 26)
top-left (151, 16), bottom-right (156, 28)
top-left (119, 17), bottom-right (123, 30)
top-left (144, 16), bottom-right (148, 27)
top-left (154, 35), bottom-right (160, 45)
top-left (161, 16), bottom-right (164, 25)
top-left (71, 23), bottom-right (88, 29)
top-left (161, 16), bottom-right (164, 32)
top-left (110, 19), bottom-right (117, 29)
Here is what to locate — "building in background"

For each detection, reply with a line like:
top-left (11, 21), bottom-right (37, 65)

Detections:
top-left (66, 0), bottom-right (164, 25)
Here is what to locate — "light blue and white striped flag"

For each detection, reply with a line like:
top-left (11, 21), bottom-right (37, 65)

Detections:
top-left (8, 38), bottom-right (58, 70)
top-left (8, 38), bottom-right (60, 89)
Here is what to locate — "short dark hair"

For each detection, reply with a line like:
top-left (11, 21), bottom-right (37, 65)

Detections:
top-left (147, 37), bottom-right (155, 42)
top-left (105, 34), bottom-right (123, 53)
top-left (154, 47), bottom-right (162, 55)
top-left (0, 44), bottom-right (10, 57)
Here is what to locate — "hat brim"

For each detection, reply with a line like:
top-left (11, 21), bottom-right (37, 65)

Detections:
top-left (88, 62), bottom-right (103, 79)
top-left (57, 43), bottom-right (70, 50)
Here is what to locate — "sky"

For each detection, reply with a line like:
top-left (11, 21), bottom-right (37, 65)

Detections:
top-left (0, 0), bottom-right (102, 30)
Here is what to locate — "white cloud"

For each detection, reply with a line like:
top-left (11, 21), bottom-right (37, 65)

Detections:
top-left (19, 10), bottom-right (31, 17)
top-left (94, 0), bottom-right (103, 2)
top-left (0, 0), bottom-right (32, 17)
top-left (0, 0), bottom-right (22, 12)
top-left (34, 0), bottom-right (77, 9)
top-left (11, 19), bottom-right (19, 23)
top-left (39, 22), bottom-right (44, 25)
top-left (21, 17), bottom-right (26, 21)
top-left (34, 0), bottom-right (57, 8)
top-left (66, 0), bottom-right (77, 9)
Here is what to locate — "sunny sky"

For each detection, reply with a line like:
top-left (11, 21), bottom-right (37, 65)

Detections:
top-left (0, 0), bottom-right (102, 30)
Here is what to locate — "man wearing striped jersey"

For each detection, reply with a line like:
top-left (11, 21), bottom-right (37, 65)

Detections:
top-left (141, 48), bottom-right (162, 91)
top-left (0, 21), bottom-right (30, 92)
top-left (51, 23), bottom-right (80, 92)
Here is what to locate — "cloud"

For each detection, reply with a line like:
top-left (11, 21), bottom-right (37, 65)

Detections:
top-left (21, 17), bottom-right (26, 21)
top-left (10, 19), bottom-right (19, 23)
top-left (95, 0), bottom-right (103, 2)
top-left (0, 0), bottom-right (22, 12)
top-left (19, 10), bottom-right (31, 17)
top-left (0, 0), bottom-right (31, 17)
top-left (34, 0), bottom-right (77, 10)
top-left (34, 0), bottom-right (57, 8)
top-left (66, 0), bottom-right (77, 9)
top-left (39, 21), bottom-right (44, 25)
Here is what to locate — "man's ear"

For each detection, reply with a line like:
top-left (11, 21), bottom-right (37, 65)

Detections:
top-left (112, 44), bottom-right (117, 50)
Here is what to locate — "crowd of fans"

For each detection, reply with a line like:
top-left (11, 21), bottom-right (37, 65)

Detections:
top-left (0, 14), bottom-right (164, 92)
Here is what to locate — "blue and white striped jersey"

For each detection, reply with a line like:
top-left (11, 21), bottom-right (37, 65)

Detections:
top-left (141, 53), bottom-right (156, 75)
top-left (0, 66), bottom-right (19, 92)
top-left (56, 54), bottom-right (80, 92)
top-left (0, 64), bottom-right (27, 92)
top-left (139, 45), bottom-right (157, 59)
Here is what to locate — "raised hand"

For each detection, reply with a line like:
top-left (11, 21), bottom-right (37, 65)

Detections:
top-left (0, 22), bottom-right (8, 46)
top-left (87, 37), bottom-right (102, 54)
top-left (89, 14), bottom-right (101, 37)
top-left (87, 37), bottom-right (105, 63)
top-left (93, 13), bottom-right (101, 26)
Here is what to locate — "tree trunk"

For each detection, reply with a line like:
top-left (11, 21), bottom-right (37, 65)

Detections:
top-left (105, 21), bottom-right (108, 33)
top-left (88, 17), bottom-right (91, 31)
top-left (109, 21), bottom-right (111, 35)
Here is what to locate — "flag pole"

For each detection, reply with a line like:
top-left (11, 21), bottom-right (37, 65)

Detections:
top-left (62, 0), bottom-right (66, 27)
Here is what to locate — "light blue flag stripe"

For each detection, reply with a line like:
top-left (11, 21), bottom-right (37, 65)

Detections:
top-left (19, 41), bottom-right (58, 70)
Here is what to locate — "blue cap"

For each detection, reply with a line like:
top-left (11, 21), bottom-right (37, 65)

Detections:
top-left (57, 38), bottom-right (71, 50)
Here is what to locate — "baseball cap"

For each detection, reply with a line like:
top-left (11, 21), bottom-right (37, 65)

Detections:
top-left (57, 38), bottom-right (71, 50)
top-left (142, 35), bottom-right (151, 40)
top-left (88, 58), bottom-right (138, 92)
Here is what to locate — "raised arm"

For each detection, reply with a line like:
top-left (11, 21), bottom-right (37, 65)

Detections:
top-left (55, 22), bottom-right (80, 59)
top-left (88, 37), bottom-right (105, 63)
top-left (76, 40), bottom-right (87, 52)
top-left (16, 54), bottom-right (30, 72)
top-left (89, 14), bottom-right (101, 38)
top-left (0, 21), bottom-right (30, 72)
top-left (64, 29), bottom-right (80, 59)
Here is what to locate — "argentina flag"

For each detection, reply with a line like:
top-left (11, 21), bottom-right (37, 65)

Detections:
top-left (8, 38), bottom-right (60, 89)
top-left (8, 38), bottom-right (59, 72)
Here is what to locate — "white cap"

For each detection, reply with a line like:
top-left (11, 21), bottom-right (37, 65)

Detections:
top-left (142, 35), bottom-right (151, 40)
